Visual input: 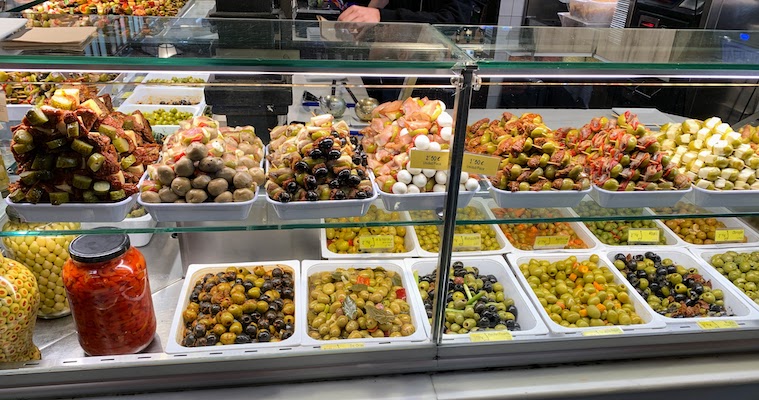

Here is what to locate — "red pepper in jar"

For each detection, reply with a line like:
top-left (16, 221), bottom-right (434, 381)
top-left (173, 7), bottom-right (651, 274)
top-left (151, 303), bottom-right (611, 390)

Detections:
top-left (63, 234), bottom-right (156, 356)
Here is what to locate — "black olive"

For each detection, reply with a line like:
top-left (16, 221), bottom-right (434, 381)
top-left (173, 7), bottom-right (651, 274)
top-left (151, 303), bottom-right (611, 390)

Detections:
top-left (265, 310), bottom-right (278, 321)
top-left (194, 324), bottom-right (207, 337)
top-left (262, 281), bottom-right (273, 291)
top-left (200, 301), bottom-right (212, 313)
top-left (184, 333), bottom-right (196, 347)
top-left (685, 298), bottom-right (698, 307)
top-left (190, 292), bottom-right (200, 303)
top-left (636, 270), bottom-right (647, 279)
top-left (285, 181), bottom-right (298, 194)
top-left (269, 302), bottom-right (281, 312)
top-left (692, 284), bottom-right (704, 295)
top-left (506, 319), bottom-right (516, 330)
top-left (271, 277), bottom-right (283, 287)
top-left (667, 265), bottom-right (677, 274)
top-left (487, 275), bottom-right (497, 283)
top-left (259, 294), bottom-right (271, 303)
top-left (628, 260), bottom-right (638, 270)
top-left (245, 324), bottom-right (258, 336)
top-left (478, 317), bottom-right (490, 328)
top-left (278, 192), bottom-right (291, 203)
top-left (627, 272), bottom-right (637, 281)
top-left (633, 254), bottom-right (644, 262)
top-left (710, 304), bottom-right (722, 312)
top-left (356, 169), bottom-right (366, 178)
top-left (339, 137), bottom-right (347, 147)
top-left (474, 303), bottom-right (486, 314)
top-left (507, 305), bottom-right (518, 318)
top-left (334, 190), bottom-right (346, 200)
top-left (243, 281), bottom-right (254, 291)
top-left (250, 311), bottom-right (262, 321)
top-left (310, 148), bottom-right (323, 159)
top-left (683, 277), bottom-right (694, 287)
top-left (355, 191), bottom-right (368, 199)
top-left (352, 156), bottom-right (362, 166)
top-left (319, 138), bottom-right (334, 151)
top-left (313, 166), bottom-right (328, 179)
top-left (294, 160), bottom-right (309, 173)
top-left (235, 278), bottom-right (243, 285)
top-left (273, 318), bottom-right (286, 330)
top-left (281, 287), bottom-right (294, 299)
top-left (614, 253), bottom-right (627, 261)
top-left (649, 282), bottom-right (661, 293)
top-left (326, 149), bottom-right (340, 160)
top-left (656, 268), bottom-right (668, 276)
top-left (206, 333), bottom-right (218, 345)
top-left (235, 334), bottom-right (251, 344)
top-left (445, 293), bottom-right (453, 302)
top-left (674, 293), bottom-right (687, 302)
top-left (203, 282), bottom-right (215, 291)
top-left (644, 251), bottom-right (656, 259)
top-left (306, 191), bottom-right (319, 201)
top-left (347, 175), bottom-right (362, 187)
top-left (241, 315), bottom-right (253, 326)
top-left (338, 169), bottom-right (351, 182)
top-left (258, 320), bottom-right (270, 330)
top-left (258, 331), bottom-right (271, 342)
top-left (196, 337), bottom-right (208, 346)
top-left (211, 304), bottom-right (221, 315)
top-left (482, 282), bottom-right (493, 292)
top-left (281, 330), bottom-right (293, 340)
top-left (304, 175), bottom-right (318, 190)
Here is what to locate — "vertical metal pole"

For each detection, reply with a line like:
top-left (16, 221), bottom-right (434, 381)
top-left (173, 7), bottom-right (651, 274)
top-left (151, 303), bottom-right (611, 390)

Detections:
top-left (432, 68), bottom-right (476, 344)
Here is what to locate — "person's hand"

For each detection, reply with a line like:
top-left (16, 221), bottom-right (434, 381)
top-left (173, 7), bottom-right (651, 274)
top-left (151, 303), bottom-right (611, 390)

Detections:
top-left (338, 5), bottom-right (381, 23)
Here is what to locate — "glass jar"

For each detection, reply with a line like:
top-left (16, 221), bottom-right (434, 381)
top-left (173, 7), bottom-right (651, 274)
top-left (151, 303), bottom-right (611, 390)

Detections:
top-left (63, 234), bottom-right (156, 356)
top-left (2, 209), bottom-right (79, 319)
top-left (0, 253), bottom-right (41, 363)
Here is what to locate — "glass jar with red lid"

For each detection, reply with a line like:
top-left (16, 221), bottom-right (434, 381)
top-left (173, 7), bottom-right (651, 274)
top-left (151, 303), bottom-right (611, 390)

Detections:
top-left (63, 233), bottom-right (156, 356)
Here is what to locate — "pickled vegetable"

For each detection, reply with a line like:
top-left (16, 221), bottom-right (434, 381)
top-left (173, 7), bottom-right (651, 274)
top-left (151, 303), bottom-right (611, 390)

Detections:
top-left (519, 255), bottom-right (645, 328)
top-left (491, 207), bottom-right (588, 250)
top-left (307, 266), bottom-right (415, 340)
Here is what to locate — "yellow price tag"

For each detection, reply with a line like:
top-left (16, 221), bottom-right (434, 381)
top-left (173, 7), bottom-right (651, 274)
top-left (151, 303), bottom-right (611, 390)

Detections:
top-left (533, 235), bottom-right (571, 250)
top-left (470, 331), bottom-right (513, 342)
top-left (409, 149), bottom-right (450, 170)
top-left (462, 153), bottom-right (500, 176)
top-left (120, 91), bottom-right (133, 99)
top-left (627, 228), bottom-right (660, 244)
top-left (453, 233), bottom-right (481, 251)
top-left (321, 343), bottom-right (365, 350)
top-left (358, 235), bottom-right (395, 252)
top-left (0, 92), bottom-right (7, 122)
top-left (715, 229), bottom-right (744, 243)
top-left (582, 327), bottom-right (624, 336)
top-left (697, 320), bottom-right (739, 330)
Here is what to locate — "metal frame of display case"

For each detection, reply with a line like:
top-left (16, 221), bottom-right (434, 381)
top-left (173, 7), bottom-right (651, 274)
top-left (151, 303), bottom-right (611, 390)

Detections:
top-left (2, 16), bottom-right (759, 399)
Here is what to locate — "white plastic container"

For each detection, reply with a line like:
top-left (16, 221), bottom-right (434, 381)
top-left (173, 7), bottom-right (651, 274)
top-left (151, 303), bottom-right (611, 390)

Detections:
top-left (379, 187), bottom-right (478, 212)
top-left (506, 252), bottom-right (667, 335)
top-left (7, 104), bottom-right (31, 122)
top-left (166, 260), bottom-right (301, 355)
top-left (137, 192), bottom-right (258, 222)
top-left (657, 216), bottom-right (759, 249)
top-left (690, 247), bottom-right (759, 313)
top-left (405, 256), bottom-right (550, 342)
top-left (570, 200), bottom-right (679, 248)
top-left (319, 208), bottom-right (419, 259)
top-left (142, 73), bottom-right (211, 86)
top-left (482, 199), bottom-right (602, 253)
top-left (116, 104), bottom-right (204, 139)
top-left (266, 184), bottom-right (379, 220)
top-left (300, 259), bottom-right (430, 347)
top-left (602, 248), bottom-right (759, 330)
top-left (82, 212), bottom-right (157, 247)
top-left (413, 199), bottom-right (510, 258)
top-left (569, 0), bottom-right (618, 24)
top-left (488, 181), bottom-right (591, 209)
top-left (590, 185), bottom-right (691, 209)
top-left (689, 186), bottom-right (759, 208)
top-left (123, 86), bottom-right (205, 107)
top-left (6, 194), bottom-right (137, 223)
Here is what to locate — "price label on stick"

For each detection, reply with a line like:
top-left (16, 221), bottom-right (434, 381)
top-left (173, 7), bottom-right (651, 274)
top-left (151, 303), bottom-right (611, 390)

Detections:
top-left (470, 331), bottom-right (513, 342)
top-left (462, 152), bottom-right (500, 176)
top-left (627, 228), bottom-right (660, 244)
top-left (714, 229), bottom-right (744, 243)
top-left (534, 235), bottom-right (570, 250)
top-left (453, 233), bottom-right (481, 251)
top-left (409, 149), bottom-right (450, 170)
top-left (359, 235), bottom-right (395, 252)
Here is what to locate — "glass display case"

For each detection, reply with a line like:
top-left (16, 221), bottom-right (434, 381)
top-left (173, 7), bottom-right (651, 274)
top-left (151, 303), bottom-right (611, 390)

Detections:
top-left (1, 12), bottom-right (759, 398)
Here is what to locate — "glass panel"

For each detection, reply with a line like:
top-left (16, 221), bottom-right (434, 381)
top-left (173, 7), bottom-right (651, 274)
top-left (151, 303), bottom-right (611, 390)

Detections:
top-left (0, 13), bottom-right (468, 70)
top-left (435, 25), bottom-right (759, 72)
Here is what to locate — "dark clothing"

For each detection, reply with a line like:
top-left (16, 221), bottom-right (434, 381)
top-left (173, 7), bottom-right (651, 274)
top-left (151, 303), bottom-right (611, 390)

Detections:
top-left (378, 0), bottom-right (473, 24)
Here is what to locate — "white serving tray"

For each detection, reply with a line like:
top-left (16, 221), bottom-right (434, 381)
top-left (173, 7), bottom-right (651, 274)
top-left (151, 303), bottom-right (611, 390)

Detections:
top-left (602, 248), bottom-right (759, 330)
top-left (690, 247), bottom-right (759, 314)
top-left (570, 200), bottom-right (680, 248)
top-left (6, 194), bottom-right (137, 223)
top-left (319, 207), bottom-right (419, 259)
top-left (689, 186), bottom-right (759, 208)
top-left (116, 104), bottom-right (204, 139)
top-left (300, 259), bottom-right (430, 347)
top-left (138, 192), bottom-right (257, 223)
top-left (122, 86), bottom-right (205, 107)
top-left (165, 260), bottom-right (301, 355)
top-left (142, 72), bottom-right (211, 85)
top-left (657, 216), bottom-right (759, 249)
top-left (590, 185), bottom-right (691, 209)
top-left (378, 185), bottom-right (478, 212)
top-left (405, 256), bottom-right (550, 342)
top-left (413, 199), bottom-right (510, 258)
top-left (487, 180), bottom-right (591, 209)
top-left (481, 199), bottom-right (602, 253)
top-left (506, 252), bottom-right (668, 335)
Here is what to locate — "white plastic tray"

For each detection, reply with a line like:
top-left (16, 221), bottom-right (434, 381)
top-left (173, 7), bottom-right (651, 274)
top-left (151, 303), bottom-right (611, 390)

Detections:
top-left (571, 201), bottom-right (680, 248)
top-left (116, 104), bottom-right (204, 139)
top-left (657, 216), bottom-right (759, 249)
top-left (319, 208), bottom-right (419, 259)
top-left (82, 212), bottom-right (156, 247)
top-left (6, 194), bottom-right (137, 223)
top-left (266, 184), bottom-right (379, 220)
top-left (488, 180), bottom-right (591, 209)
top-left (506, 252), bottom-right (667, 335)
top-left (602, 248), bottom-right (759, 330)
top-left (482, 199), bottom-right (602, 253)
top-left (590, 185), bottom-right (691, 209)
top-left (413, 199), bottom-right (510, 258)
top-left (122, 86), bottom-right (205, 107)
top-left (142, 73), bottom-right (211, 85)
top-left (379, 187), bottom-right (477, 212)
top-left (166, 260), bottom-right (301, 355)
top-left (690, 247), bottom-right (759, 314)
top-left (300, 259), bottom-right (429, 347)
top-left (137, 192), bottom-right (258, 222)
top-left (689, 186), bottom-right (759, 208)
top-left (405, 256), bottom-right (550, 342)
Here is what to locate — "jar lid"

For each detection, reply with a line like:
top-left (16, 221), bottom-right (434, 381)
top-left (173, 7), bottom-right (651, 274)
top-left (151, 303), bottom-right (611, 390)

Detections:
top-left (69, 232), bottom-right (131, 264)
